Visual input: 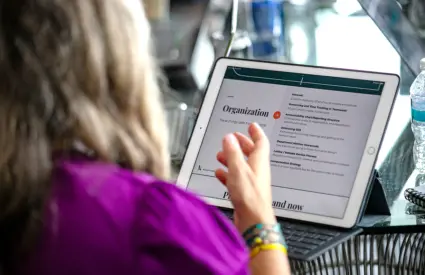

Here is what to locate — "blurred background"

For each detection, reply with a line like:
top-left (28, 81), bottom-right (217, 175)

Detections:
top-left (144, 0), bottom-right (424, 195)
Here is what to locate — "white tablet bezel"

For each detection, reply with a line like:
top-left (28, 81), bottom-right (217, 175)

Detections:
top-left (176, 58), bottom-right (399, 228)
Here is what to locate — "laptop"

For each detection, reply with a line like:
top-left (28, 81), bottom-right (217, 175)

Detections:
top-left (176, 58), bottom-right (400, 261)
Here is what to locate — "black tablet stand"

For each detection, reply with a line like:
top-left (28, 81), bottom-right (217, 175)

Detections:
top-left (363, 170), bottom-right (391, 216)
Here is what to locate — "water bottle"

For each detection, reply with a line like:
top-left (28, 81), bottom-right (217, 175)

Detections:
top-left (411, 58), bottom-right (425, 172)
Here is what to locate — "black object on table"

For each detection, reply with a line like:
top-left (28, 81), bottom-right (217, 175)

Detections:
top-left (404, 187), bottom-right (425, 208)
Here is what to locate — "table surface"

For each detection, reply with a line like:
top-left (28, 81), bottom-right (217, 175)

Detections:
top-left (163, 0), bottom-right (425, 231)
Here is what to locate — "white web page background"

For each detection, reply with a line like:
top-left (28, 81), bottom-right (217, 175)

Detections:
top-left (187, 78), bottom-right (381, 218)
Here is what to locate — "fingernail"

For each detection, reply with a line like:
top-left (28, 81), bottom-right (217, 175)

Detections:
top-left (249, 123), bottom-right (258, 134)
top-left (225, 134), bottom-right (238, 147)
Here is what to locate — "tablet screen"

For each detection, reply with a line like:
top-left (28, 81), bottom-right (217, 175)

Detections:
top-left (187, 66), bottom-right (384, 219)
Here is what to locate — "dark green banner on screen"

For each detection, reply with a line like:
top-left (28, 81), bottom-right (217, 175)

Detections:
top-left (224, 67), bottom-right (384, 96)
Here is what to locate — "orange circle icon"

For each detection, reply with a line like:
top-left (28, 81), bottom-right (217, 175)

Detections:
top-left (273, 111), bottom-right (281, 119)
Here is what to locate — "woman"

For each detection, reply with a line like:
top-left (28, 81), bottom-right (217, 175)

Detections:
top-left (0, 0), bottom-right (291, 274)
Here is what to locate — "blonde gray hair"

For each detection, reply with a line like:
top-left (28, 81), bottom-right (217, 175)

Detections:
top-left (0, 0), bottom-right (169, 271)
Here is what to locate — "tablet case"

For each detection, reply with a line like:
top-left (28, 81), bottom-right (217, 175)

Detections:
top-left (355, 169), bottom-right (391, 231)
top-left (363, 170), bottom-right (391, 216)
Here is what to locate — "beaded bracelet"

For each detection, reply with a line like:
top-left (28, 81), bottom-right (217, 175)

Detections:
top-left (242, 223), bottom-right (288, 258)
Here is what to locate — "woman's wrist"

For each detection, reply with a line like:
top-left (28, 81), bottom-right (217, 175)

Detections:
top-left (237, 210), bottom-right (277, 234)
top-left (235, 204), bottom-right (277, 234)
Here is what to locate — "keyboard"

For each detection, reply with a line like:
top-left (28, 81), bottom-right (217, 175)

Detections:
top-left (281, 220), bottom-right (346, 261)
top-left (221, 210), bottom-right (362, 261)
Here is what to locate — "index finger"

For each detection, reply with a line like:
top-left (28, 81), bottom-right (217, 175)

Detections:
top-left (223, 133), bottom-right (247, 173)
top-left (248, 123), bottom-right (269, 148)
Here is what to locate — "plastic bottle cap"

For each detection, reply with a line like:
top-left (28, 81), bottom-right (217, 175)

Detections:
top-left (420, 58), bottom-right (425, 71)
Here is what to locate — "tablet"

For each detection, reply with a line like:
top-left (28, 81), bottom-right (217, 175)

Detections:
top-left (177, 58), bottom-right (399, 228)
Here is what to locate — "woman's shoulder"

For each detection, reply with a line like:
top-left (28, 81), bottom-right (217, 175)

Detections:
top-left (49, 159), bottom-right (249, 274)
top-left (129, 173), bottom-right (249, 274)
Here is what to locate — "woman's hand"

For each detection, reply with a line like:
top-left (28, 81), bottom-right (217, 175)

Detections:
top-left (215, 123), bottom-right (276, 233)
